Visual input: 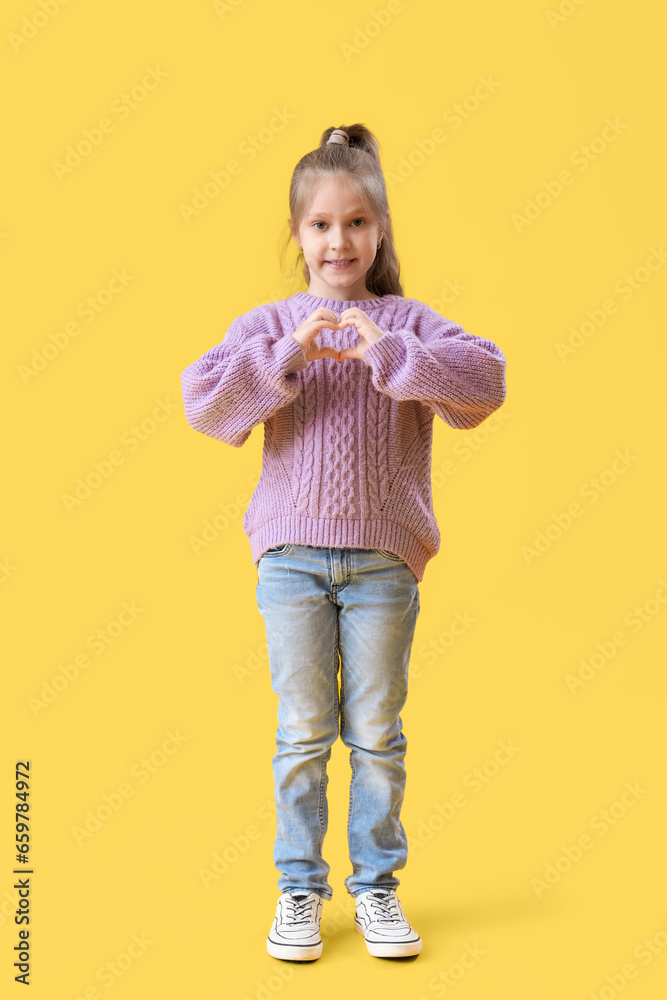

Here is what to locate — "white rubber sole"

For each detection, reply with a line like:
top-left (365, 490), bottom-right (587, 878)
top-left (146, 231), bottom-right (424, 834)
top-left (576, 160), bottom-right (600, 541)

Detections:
top-left (267, 936), bottom-right (323, 961)
top-left (355, 921), bottom-right (423, 957)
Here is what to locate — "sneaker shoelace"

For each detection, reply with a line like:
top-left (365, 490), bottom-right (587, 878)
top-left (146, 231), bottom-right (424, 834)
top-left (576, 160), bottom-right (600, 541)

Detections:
top-left (367, 891), bottom-right (401, 923)
top-left (284, 893), bottom-right (317, 925)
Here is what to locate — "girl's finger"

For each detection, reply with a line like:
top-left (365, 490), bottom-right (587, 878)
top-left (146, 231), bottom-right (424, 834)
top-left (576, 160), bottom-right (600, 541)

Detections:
top-left (309, 308), bottom-right (339, 323)
top-left (296, 318), bottom-right (341, 343)
top-left (338, 346), bottom-right (364, 361)
top-left (317, 345), bottom-right (341, 361)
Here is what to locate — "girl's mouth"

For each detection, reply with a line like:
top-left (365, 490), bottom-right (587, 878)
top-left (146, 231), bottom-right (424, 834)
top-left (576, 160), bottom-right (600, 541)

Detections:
top-left (326, 259), bottom-right (355, 269)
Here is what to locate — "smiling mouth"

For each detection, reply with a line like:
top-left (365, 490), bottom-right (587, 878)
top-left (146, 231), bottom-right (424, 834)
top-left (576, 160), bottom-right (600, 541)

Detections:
top-left (326, 258), bottom-right (355, 266)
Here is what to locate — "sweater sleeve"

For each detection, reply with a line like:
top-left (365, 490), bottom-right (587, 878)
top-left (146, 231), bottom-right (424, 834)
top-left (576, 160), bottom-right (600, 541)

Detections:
top-left (362, 304), bottom-right (507, 429)
top-left (179, 310), bottom-right (308, 447)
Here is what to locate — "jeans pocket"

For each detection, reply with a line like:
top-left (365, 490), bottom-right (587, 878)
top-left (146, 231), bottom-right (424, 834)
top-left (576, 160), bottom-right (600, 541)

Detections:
top-left (373, 548), bottom-right (403, 561)
top-left (262, 543), bottom-right (293, 557)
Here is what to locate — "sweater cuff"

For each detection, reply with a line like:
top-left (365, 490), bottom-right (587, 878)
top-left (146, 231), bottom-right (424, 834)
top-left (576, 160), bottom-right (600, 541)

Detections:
top-left (274, 335), bottom-right (308, 375)
top-left (363, 330), bottom-right (407, 374)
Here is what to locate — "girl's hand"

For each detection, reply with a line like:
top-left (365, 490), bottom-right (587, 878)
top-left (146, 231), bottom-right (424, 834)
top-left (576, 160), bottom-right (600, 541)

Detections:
top-left (290, 307), bottom-right (387, 364)
top-left (336, 308), bottom-right (386, 361)
top-left (291, 309), bottom-right (343, 363)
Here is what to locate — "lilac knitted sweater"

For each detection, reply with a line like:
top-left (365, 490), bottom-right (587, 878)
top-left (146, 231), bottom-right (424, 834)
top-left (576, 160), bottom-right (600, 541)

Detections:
top-left (180, 291), bottom-right (507, 581)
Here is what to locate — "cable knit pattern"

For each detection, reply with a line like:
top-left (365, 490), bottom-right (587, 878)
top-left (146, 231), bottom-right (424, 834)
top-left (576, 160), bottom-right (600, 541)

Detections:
top-left (292, 365), bottom-right (312, 515)
top-left (322, 355), bottom-right (345, 518)
top-left (339, 360), bottom-right (357, 516)
top-left (180, 290), bottom-right (507, 581)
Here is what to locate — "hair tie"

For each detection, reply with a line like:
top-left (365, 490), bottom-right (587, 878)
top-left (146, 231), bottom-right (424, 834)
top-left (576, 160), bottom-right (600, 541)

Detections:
top-left (327, 129), bottom-right (349, 147)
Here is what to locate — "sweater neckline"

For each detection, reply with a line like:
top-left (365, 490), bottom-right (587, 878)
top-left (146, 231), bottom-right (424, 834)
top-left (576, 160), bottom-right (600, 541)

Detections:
top-left (293, 291), bottom-right (393, 311)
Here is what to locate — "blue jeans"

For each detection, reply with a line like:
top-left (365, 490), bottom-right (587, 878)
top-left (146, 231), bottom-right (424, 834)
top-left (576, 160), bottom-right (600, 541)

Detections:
top-left (255, 543), bottom-right (420, 900)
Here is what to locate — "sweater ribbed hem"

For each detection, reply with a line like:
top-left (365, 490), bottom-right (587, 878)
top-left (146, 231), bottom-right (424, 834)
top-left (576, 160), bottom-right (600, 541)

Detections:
top-left (248, 516), bottom-right (436, 582)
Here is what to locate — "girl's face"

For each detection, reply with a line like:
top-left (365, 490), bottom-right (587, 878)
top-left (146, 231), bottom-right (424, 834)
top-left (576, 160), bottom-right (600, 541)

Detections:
top-left (294, 175), bottom-right (387, 301)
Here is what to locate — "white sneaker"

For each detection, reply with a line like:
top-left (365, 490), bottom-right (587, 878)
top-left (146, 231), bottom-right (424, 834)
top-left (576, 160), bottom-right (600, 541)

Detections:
top-left (354, 889), bottom-right (422, 957)
top-left (267, 891), bottom-right (323, 961)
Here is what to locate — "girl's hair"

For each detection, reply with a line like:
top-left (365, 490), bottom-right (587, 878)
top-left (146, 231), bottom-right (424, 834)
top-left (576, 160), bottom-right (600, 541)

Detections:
top-left (281, 123), bottom-right (403, 298)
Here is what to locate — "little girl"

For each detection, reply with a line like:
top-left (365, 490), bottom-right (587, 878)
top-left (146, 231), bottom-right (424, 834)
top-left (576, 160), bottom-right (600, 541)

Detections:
top-left (180, 123), bottom-right (507, 962)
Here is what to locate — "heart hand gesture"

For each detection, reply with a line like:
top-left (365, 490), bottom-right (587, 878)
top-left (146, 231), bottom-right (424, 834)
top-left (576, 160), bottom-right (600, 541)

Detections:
top-left (336, 307), bottom-right (385, 361)
top-left (290, 309), bottom-right (344, 362)
top-left (291, 308), bottom-right (385, 364)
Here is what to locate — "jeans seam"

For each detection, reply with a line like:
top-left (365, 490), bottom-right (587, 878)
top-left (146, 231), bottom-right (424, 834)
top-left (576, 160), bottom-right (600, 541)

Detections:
top-left (316, 612), bottom-right (339, 855)
top-left (317, 750), bottom-right (329, 855)
top-left (347, 751), bottom-right (356, 872)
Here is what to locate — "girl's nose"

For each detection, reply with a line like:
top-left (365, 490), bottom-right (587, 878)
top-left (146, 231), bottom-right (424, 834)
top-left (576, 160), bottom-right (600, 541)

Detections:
top-left (329, 232), bottom-right (349, 248)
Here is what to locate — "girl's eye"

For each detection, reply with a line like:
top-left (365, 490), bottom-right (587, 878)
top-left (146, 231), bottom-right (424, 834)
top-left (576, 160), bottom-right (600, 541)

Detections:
top-left (312, 219), bottom-right (365, 230)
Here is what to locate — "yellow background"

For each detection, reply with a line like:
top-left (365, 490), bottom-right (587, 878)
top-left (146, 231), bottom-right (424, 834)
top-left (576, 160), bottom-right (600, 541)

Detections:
top-left (2, 0), bottom-right (666, 996)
